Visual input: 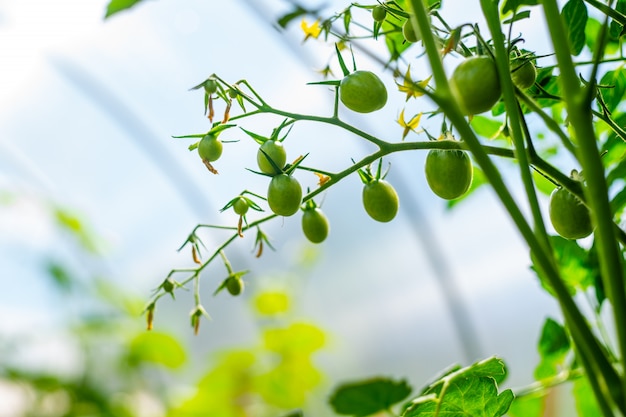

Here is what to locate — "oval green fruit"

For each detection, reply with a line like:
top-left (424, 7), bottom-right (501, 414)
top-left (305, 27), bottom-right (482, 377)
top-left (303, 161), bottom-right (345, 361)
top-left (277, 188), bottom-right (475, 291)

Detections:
top-left (302, 208), bottom-right (330, 243)
top-left (257, 140), bottom-right (287, 175)
top-left (425, 149), bottom-right (473, 200)
top-left (549, 187), bottom-right (593, 240)
top-left (267, 174), bottom-right (302, 216)
top-left (226, 276), bottom-right (243, 296)
top-left (233, 197), bottom-right (249, 216)
top-left (402, 19), bottom-right (421, 43)
top-left (362, 179), bottom-right (399, 222)
top-left (511, 59), bottom-right (537, 90)
top-left (450, 56), bottom-right (501, 115)
top-left (340, 70), bottom-right (388, 113)
top-left (372, 5), bottom-right (387, 22)
top-left (197, 134), bottom-right (223, 162)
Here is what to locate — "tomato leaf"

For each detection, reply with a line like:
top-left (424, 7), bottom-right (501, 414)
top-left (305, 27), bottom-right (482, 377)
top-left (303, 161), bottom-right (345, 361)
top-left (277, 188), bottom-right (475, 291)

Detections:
top-left (104, 0), bottom-right (146, 18)
top-left (329, 378), bottom-right (412, 416)
top-left (573, 374), bottom-right (602, 416)
top-left (562, 0), bottom-right (588, 56)
top-left (506, 392), bottom-right (545, 417)
top-left (599, 69), bottom-right (626, 113)
top-left (127, 331), bottom-right (186, 368)
top-left (404, 377), bottom-right (513, 417)
top-left (534, 317), bottom-right (571, 379)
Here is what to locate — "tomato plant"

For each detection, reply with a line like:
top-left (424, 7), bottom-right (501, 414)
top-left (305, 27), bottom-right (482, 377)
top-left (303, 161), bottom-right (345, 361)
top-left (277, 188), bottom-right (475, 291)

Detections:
top-left (450, 56), bottom-right (501, 115)
top-left (302, 204), bottom-right (330, 243)
top-left (267, 174), bottom-right (302, 217)
top-left (339, 70), bottom-right (388, 113)
top-left (424, 148), bottom-right (473, 200)
top-left (362, 180), bottom-right (399, 223)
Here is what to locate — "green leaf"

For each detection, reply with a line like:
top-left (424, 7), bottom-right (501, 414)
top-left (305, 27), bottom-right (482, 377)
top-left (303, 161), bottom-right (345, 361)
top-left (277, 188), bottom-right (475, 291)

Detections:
top-left (127, 331), bottom-right (186, 368)
top-left (263, 323), bottom-right (325, 354)
top-left (404, 377), bottom-right (514, 417)
top-left (503, 10), bottom-right (532, 24)
top-left (506, 393), bottom-right (545, 417)
top-left (329, 378), bottom-right (412, 416)
top-left (538, 318), bottom-right (570, 358)
top-left (599, 69), bottom-right (626, 113)
top-left (532, 236), bottom-right (593, 295)
top-left (562, 0), bottom-right (588, 56)
top-left (104, 0), bottom-right (145, 18)
top-left (383, 20), bottom-right (411, 61)
top-left (470, 116), bottom-right (506, 140)
top-left (534, 317), bottom-right (571, 379)
top-left (573, 375), bottom-right (602, 416)
top-left (502, 0), bottom-right (539, 14)
top-left (276, 6), bottom-right (310, 29)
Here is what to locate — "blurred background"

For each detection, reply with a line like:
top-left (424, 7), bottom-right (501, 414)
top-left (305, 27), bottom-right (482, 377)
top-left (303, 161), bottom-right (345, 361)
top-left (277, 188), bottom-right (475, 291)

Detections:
top-left (0, 0), bottom-right (567, 416)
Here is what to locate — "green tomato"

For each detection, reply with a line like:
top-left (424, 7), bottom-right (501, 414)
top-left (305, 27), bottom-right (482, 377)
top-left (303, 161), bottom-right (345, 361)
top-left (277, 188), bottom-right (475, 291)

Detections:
top-left (204, 78), bottom-right (218, 94)
top-left (197, 134), bottom-right (223, 162)
top-left (362, 179), bottom-right (399, 222)
top-left (450, 56), bottom-right (501, 115)
top-left (267, 174), bottom-right (302, 217)
top-left (424, 149), bottom-right (473, 200)
top-left (233, 197), bottom-right (249, 216)
top-left (549, 187), bottom-right (593, 240)
top-left (302, 208), bottom-right (330, 243)
top-left (372, 5), bottom-right (387, 22)
top-left (511, 59), bottom-right (537, 90)
top-left (257, 140), bottom-right (287, 175)
top-left (340, 70), bottom-right (388, 113)
top-left (402, 19), bottom-right (421, 43)
top-left (226, 276), bottom-right (243, 296)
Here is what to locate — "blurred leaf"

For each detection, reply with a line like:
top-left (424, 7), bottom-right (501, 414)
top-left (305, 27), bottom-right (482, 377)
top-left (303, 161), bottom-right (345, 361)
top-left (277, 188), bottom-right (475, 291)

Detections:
top-left (277, 6), bottom-right (310, 29)
top-left (532, 169), bottom-right (556, 196)
top-left (562, 0), bottom-right (588, 56)
top-left (257, 356), bottom-right (323, 408)
top-left (470, 116), bottom-right (506, 140)
top-left (46, 260), bottom-right (74, 291)
top-left (506, 392), bottom-right (545, 417)
top-left (383, 20), bottom-right (411, 61)
top-left (534, 317), bottom-right (571, 379)
top-left (254, 291), bottom-right (290, 316)
top-left (53, 206), bottom-right (100, 253)
top-left (329, 378), bottom-right (412, 416)
top-left (263, 323), bottom-right (325, 354)
top-left (600, 69), bottom-right (626, 113)
top-left (609, 0), bottom-right (626, 39)
top-left (502, 0), bottom-right (539, 14)
top-left (128, 331), bottom-right (186, 368)
top-left (104, 0), bottom-right (145, 18)
top-left (573, 375), bottom-right (601, 416)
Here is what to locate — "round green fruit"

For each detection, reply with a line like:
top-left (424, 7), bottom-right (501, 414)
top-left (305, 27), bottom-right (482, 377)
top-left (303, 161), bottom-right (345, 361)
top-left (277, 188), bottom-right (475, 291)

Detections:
top-left (362, 180), bottom-right (399, 222)
top-left (372, 5), bottom-right (387, 22)
top-left (511, 59), bottom-right (537, 90)
top-left (450, 56), bottom-right (501, 115)
top-left (302, 208), bottom-right (330, 243)
top-left (197, 134), bottom-right (223, 162)
top-left (340, 70), bottom-right (388, 113)
top-left (226, 276), bottom-right (243, 296)
top-left (257, 140), bottom-right (287, 175)
top-left (549, 187), bottom-right (593, 240)
top-left (402, 19), bottom-right (421, 43)
top-left (267, 174), bottom-right (302, 217)
top-left (233, 197), bottom-right (249, 216)
top-left (425, 149), bottom-right (473, 200)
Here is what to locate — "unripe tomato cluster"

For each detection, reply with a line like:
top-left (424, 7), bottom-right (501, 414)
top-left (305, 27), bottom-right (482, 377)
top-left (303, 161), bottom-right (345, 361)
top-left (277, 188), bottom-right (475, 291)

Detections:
top-left (549, 185), bottom-right (593, 240)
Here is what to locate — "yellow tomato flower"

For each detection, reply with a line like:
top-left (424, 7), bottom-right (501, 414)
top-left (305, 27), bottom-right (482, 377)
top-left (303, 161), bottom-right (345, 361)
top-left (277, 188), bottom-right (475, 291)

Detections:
top-left (397, 65), bottom-right (432, 101)
top-left (301, 19), bottom-right (321, 41)
top-left (397, 109), bottom-right (423, 140)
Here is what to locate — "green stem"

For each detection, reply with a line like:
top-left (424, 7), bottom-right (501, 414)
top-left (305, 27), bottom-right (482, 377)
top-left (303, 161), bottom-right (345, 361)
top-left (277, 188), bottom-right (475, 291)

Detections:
top-left (541, 0), bottom-right (626, 412)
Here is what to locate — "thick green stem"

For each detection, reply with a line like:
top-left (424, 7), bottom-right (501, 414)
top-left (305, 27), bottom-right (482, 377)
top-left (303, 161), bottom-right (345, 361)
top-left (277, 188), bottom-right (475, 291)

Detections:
top-left (541, 1), bottom-right (626, 412)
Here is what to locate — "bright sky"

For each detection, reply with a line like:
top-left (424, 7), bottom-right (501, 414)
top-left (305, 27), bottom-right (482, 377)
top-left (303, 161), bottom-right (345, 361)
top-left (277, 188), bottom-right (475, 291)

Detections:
top-left (0, 1), bottom-right (563, 406)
